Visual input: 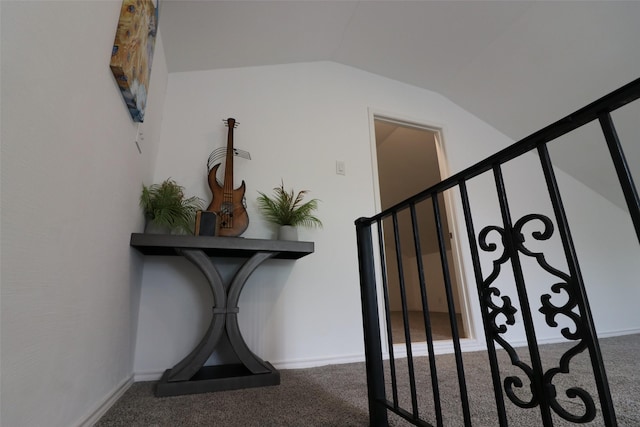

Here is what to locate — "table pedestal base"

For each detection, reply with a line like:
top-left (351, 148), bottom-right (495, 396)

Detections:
top-left (129, 234), bottom-right (313, 398)
top-left (149, 249), bottom-right (280, 397)
top-left (156, 362), bottom-right (280, 397)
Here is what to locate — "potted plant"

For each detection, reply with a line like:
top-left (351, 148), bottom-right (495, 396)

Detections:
top-left (140, 178), bottom-right (204, 234)
top-left (257, 181), bottom-right (322, 240)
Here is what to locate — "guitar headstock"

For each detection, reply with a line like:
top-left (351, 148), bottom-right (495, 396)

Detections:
top-left (223, 118), bottom-right (239, 128)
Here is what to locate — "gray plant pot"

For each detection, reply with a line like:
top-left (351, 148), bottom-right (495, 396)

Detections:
top-left (277, 225), bottom-right (298, 241)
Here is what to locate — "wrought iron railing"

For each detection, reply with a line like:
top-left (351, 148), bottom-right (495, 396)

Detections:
top-left (356, 77), bottom-right (640, 426)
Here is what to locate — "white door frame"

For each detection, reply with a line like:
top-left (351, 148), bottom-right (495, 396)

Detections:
top-left (367, 108), bottom-right (480, 357)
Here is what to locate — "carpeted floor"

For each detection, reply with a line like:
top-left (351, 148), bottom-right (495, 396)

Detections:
top-left (96, 334), bottom-right (639, 426)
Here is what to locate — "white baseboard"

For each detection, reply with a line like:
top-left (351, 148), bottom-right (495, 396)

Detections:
top-left (503, 327), bottom-right (640, 349)
top-left (596, 327), bottom-right (640, 338)
top-left (133, 354), bottom-right (368, 381)
top-left (76, 375), bottom-right (133, 427)
top-left (272, 353), bottom-right (366, 370)
top-left (134, 370), bottom-right (165, 382)
top-left (388, 328), bottom-right (640, 359)
top-left (391, 338), bottom-right (486, 359)
top-left (132, 329), bottom-right (640, 382)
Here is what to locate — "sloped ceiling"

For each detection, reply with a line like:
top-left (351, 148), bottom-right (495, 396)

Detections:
top-left (159, 1), bottom-right (640, 210)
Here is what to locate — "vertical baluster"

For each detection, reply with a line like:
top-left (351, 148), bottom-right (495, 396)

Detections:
top-left (409, 202), bottom-right (444, 426)
top-left (392, 211), bottom-right (420, 417)
top-left (459, 180), bottom-right (509, 426)
top-left (598, 112), bottom-right (640, 245)
top-left (493, 164), bottom-right (553, 425)
top-left (377, 218), bottom-right (399, 407)
top-left (432, 193), bottom-right (472, 425)
top-left (356, 217), bottom-right (389, 427)
top-left (537, 144), bottom-right (617, 426)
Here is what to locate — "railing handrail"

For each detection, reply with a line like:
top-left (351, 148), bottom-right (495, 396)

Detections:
top-left (358, 76), bottom-right (640, 225)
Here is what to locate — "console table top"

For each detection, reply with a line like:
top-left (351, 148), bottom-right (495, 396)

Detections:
top-left (130, 233), bottom-right (314, 259)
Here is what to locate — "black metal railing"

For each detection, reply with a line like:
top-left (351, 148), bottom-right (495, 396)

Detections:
top-left (356, 77), bottom-right (640, 426)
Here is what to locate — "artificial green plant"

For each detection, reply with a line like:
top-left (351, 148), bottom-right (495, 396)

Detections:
top-left (140, 178), bottom-right (204, 234)
top-left (257, 181), bottom-right (322, 228)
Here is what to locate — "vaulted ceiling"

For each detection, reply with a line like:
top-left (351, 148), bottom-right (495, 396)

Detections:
top-left (159, 1), bottom-right (640, 210)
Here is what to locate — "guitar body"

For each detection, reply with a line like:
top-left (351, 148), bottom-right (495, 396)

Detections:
top-left (206, 118), bottom-right (249, 237)
top-left (207, 163), bottom-right (249, 236)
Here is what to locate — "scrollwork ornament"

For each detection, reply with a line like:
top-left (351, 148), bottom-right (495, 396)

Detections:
top-left (478, 225), bottom-right (519, 336)
top-left (478, 225), bottom-right (511, 286)
top-left (504, 371), bottom-right (538, 409)
top-left (478, 223), bottom-right (537, 409)
top-left (545, 366), bottom-right (597, 423)
top-left (477, 212), bottom-right (598, 422)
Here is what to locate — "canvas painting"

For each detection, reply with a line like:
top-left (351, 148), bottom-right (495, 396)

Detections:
top-left (110, 0), bottom-right (158, 122)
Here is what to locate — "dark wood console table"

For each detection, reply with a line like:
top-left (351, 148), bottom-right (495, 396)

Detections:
top-left (130, 233), bottom-right (314, 397)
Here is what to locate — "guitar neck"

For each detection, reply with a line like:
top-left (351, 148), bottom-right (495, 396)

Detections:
top-left (223, 118), bottom-right (236, 196)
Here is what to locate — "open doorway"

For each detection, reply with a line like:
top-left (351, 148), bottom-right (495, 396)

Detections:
top-left (373, 116), bottom-right (468, 344)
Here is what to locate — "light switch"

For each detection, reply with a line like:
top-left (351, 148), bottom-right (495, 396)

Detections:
top-left (336, 160), bottom-right (346, 175)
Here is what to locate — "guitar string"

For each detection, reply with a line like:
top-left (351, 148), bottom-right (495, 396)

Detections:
top-left (222, 120), bottom-right (236, 228)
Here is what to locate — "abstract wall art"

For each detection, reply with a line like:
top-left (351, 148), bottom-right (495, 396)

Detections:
top-left (110, 0), bottom-right (158, 122)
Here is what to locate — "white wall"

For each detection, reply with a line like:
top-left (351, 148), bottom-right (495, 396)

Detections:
top-left (132, 61), bottom-right (621, 377)
top-left (1, 1), bottom-right (168, 426)
top-left (136, 62), bottom-right (640, 378)
top-left (133, 62), bottom-right (508, 375)
top-left (557, 168), bottom-right (640, 336)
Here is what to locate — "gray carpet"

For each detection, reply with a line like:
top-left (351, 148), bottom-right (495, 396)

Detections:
top-left (96, 334), bottom-right (639, 426)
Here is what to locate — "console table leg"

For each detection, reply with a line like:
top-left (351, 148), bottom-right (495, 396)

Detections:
top-left (155, 249), bottom-right (285, 395)
top-left (167, 249), bottom-right (227, 382)
top-left (226, 251), bottom-right (279, 374)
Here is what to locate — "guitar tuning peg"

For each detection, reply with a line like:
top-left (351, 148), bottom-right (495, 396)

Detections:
top-left (222, 119), bottom-right (239, 128)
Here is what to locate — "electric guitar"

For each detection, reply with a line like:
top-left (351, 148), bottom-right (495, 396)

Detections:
top-left (206, 118), bottom-right (249, 236)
